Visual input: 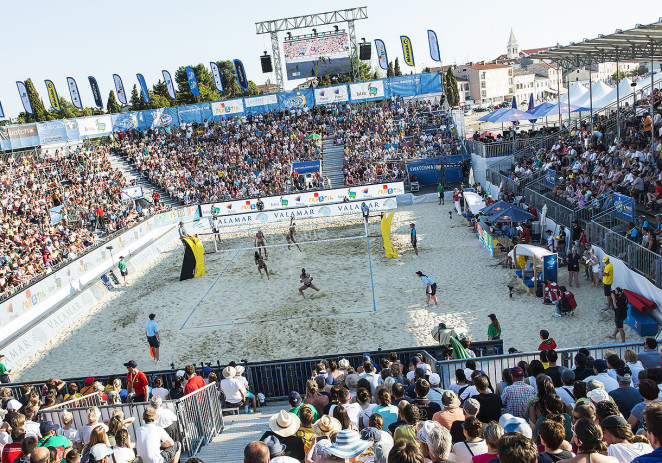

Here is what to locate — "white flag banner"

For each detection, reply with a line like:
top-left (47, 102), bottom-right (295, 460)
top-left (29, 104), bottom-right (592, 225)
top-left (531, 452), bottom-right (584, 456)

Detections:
top-left (67, 77), bottom-right (83, 109)
top-left (162, 70), bottom-right (176, 99)
top-left (374, 39), bottom-right (388, 70)
top-left (428, 30), bottom-right (441, 62)
top-left (16, 81), bottom-right (33, 114)
top-left (210, 62), bottom-right (224, 92)
top-left (113, 74), bottom-right (127, 105)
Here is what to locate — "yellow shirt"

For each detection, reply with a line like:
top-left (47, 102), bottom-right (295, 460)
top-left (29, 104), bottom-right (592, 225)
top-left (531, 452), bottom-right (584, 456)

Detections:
top-left (295, 426), bottom-right (315, 454)
top-left (603, 262), bottom-right (614, 285)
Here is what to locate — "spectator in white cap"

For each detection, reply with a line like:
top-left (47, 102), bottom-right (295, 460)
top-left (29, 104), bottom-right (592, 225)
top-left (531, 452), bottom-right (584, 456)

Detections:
top-left (587, 388), bottom-right (611, 405)
top-left (499, 414), bottom-right (533, 439)
top-left (427, 373), bottom-right (444, 405)
top-left (220, 366), bottom-right (245, 409)
top-left (88, 443), bottom-right (113, 463)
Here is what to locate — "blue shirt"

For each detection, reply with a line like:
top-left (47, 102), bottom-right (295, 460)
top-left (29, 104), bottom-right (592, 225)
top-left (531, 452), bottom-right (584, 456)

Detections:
top-left (633, 447), bottom-right (662, 462)
top-left (420, 276), bottom-right (435, 286)
top-left (145, 320), bottom-right (159, 337)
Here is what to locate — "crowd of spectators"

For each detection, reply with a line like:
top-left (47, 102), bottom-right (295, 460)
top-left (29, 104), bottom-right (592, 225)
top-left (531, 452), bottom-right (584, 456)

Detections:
top-left (0, 145), bottom-right (168, 299)
top-left (283, 36), bottom-right (349, 61)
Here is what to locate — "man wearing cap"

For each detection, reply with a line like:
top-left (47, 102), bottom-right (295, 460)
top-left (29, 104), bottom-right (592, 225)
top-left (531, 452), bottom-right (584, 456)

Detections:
top-left (638, 338), bottom-right (662, 369)
top-left (0, 354), bottom-right (12, 383)
top-left (432, 391), bottom-right (463, 430)
top-left (288, 391), bottom-right (319, 422)
top-left (183, 364), bottom-right (205, 395)
top-left (585, 359), bottom-right (619, 393)
top-left (235, 366), bottom-right (258, 413)
top-left (427, 373), bottom-right (444, 406)
top-left (124, 360), bottom-right (149, 402)
top-left (448, 398), bottom-right (480, 443)
top-left (220, 366), bottom-right (245, 409)
top-left (145, 314), bottom-right (160, 363)
top-left (88, 444), bottom-right (114, 463)
top-left (609, 365), bottom-right (643, 420)
top-left (602, 256), bottom-right (614, 311)
top-left (261, 435), bottom-right (296, 463)
top-left (260, 411), bottom-right (304, 461)
top-left (38, 421), bottom-right (71, 452)
top-left (80, 377), bottom-right (96, 396)
top-left (607, 287), bottom-right (628, 342)
top-left (136, 408), bottom-right (180, 463)
top-left (557, 369), bottom-right (576, 407)
top-left (500, 367), bottom-right (535, 419)
top-left (3, 399), bottom-right (22, 426)
top-left (473, 375), bottom-right (501, 424)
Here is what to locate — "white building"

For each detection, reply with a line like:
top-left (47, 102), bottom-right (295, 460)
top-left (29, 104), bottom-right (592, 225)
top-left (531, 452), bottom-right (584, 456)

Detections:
top-left (512, 68), bottom-right (536, 107)
top-left (453, 64), bottom-right (512, 106)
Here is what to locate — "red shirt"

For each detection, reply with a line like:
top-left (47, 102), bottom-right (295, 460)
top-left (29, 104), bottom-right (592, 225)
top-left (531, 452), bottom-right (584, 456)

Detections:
top-left (184, 375), bottom-right (207, 395)
top-left (2, 443), bottom-right (22, 463)
top-left (538, 338), bottom-right (557, 351)
top-left (126, 370), bottom-right (148, 396)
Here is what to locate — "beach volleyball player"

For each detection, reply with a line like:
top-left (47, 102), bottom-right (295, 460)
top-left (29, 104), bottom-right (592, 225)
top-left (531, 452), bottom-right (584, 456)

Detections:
top-left (415, 271), bottom-right (438, 307)
top-left (255, 230), bottom-right (268, 258)
top-left (286, 216), bottom-right (302, 251)
top-left (298, 268), bottom-right (320, 298)
top-left (211, 214), bottom-right (221, 246)
top-left (254, 251), bottom-right (269, 280)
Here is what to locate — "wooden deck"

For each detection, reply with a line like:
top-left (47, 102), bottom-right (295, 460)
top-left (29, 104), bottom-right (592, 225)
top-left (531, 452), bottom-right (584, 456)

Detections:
top-left (194, 401), bottom-right (288, 463)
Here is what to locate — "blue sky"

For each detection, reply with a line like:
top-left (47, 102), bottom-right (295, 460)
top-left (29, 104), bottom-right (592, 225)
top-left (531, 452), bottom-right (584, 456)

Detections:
top-left (1, 0), bottom-right (659, 117)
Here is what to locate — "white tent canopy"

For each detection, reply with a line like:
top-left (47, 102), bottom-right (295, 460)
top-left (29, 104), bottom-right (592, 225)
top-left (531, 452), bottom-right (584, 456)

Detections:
top-left (464, 192), bottom-right (486, 215)
top-left (573, 81), bottom-right (611, 108)
top-left (508, 244), bottom-right (554, 260)
top-left (549, 82), bottom-right (588, 106)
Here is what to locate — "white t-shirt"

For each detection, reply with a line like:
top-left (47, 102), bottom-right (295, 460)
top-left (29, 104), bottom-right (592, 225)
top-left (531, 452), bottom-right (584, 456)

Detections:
top-left (155, 407), bottom-right (178, 428)
top-left (449, 439), bottom-right (488, 463)
top-left (607, 442), bottom-right (653, 463)
top-left (151, 387), bottom-right (169, 401)
top-left (358, 404), bottom-right (377, 429)
top-left (81, 423), bottom-right (109, 445)
top-left (112, 446), bottom-right (136, 463)
top-left (360, 372), bottom-right (380, 394)
top-left (136, 423), bottom-right (171, 463)
top-left (220, 378), bottom-right (246, 403)
top-left (329, 403), bottom-right (362, 428)
top-left (59, 426), bottom-right (81, 443)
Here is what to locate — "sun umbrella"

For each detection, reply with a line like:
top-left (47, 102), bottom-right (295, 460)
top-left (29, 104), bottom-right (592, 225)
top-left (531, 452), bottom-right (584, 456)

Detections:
top-left (477, 107), bottom-right (508, 122)
top-left (305, 133), bottom-right (321, 140)
top-left (512, 96), bottom-right (517, 110)
top-left (489, 109), bottom-right (535, 123)
top-left (488, 206), bottom-right (535, 223)
top-left (480, 200), bottom-right (510, 215)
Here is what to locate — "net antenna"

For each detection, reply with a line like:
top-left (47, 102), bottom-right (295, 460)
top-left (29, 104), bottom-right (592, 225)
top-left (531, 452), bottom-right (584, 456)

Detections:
top-left (255, 7), bottom-right (368, 91)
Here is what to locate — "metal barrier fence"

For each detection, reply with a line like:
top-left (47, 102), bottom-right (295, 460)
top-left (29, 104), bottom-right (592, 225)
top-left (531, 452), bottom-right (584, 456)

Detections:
top-left (435, 340), bottom-right (651, 390)
top-left (38, 382), bottom-right (222, 457)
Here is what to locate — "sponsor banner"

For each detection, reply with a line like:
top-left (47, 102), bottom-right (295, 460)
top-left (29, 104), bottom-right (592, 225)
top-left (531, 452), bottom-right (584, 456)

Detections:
top-left (314, 85), bottom-right (349, 105)
top-left (162, 70), bottom-right (176, 99)
top-left (185, 66), bottom-right (200, 96)
top-left (88, 76), bottom-right (103, 108)
top-left (211, 99), bottom-right (244, 118)
top-left (37, 119), bottom-right (79, 145)
top-left (545, 168), bottom-right (556, 188)
top-left (111, 112), bottom-right (145, 132)
top-left (244, 94), bottom-right (277, 108)
top-left (543, 254), bottom-right (559, 283)
top-left (234, 60), bottom-right (248, 90)
top-left (16, 81), bottom-right (33, 114)
top-left (400, 36), bottom-right (415, 66)
top-left (349, 80), bottom-right (385, 102)
top-left (428, 30), bottom-right (441, 62)
top-left (374, 39), bottom-right (388, 70)
top-left (44, 80), bottom-right (61, 112)
top-left (387, 75), bottom-right (422, 97)
top-left (208, 197), bottom-right (397, 229)
top-left (210, 62), bottom-right (224, 92)
top-left (200, 182), bottom-right (405, 217)
top-left (153, 206), bottom-right (201, 228)
top-left (178, 103), bottom-right (212, 124)
top-left (136, 73), bottom-right (151, 104)
top-left (77, 115), bottom-right (112, 138)
top-left (0, 123), bottom-right (40, 149)
top-left (420, 72), bottom-right (442, 94)
top-left (145, 108), bottom-right (178, 129)
top-left (67, 77), bottom-right (83, 109)
top-left (113, 74), bottom-right (127, 105)
top-left (121, 185), bottom-right (143, 201)
top-left (614, 193), bottom-right (636, 222)
top-left (292, 161), bottom-right (321, 174)
top-left (278, 89), bottom-right (314, 109)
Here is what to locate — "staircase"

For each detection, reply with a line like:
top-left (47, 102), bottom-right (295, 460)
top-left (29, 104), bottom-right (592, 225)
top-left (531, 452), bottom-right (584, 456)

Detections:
top-left (195, 401), bottom-right (287, 463)
top-left (106, 150), bottom-right (180, 208)
top-left (321, 136), bottom-right (345, 189)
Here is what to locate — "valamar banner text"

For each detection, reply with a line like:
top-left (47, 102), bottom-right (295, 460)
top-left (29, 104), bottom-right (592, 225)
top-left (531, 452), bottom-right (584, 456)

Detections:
top-left (44, 80), bottom-right (61, 112)
top-left (400, 36), bottom-right (415, 67)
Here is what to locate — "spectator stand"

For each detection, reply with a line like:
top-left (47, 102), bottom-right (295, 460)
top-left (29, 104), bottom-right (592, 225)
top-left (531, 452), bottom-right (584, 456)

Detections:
top-left (38, 382), bottom-right (222, 458)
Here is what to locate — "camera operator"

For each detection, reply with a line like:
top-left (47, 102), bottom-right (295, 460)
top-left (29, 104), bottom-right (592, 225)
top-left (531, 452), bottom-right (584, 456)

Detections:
top-left (256, 198), bottom-right (264, 212)
top-left (606, 287), bottom-right (628, 343)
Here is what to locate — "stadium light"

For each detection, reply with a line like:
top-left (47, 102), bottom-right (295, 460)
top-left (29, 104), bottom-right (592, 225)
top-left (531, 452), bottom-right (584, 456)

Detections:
top-left (334, 25), bottom-right (339, 31)
top-left (312, 28), bottom-right (317, 35)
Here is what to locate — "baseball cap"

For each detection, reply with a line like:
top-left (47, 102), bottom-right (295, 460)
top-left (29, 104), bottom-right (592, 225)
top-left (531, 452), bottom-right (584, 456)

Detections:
top-left (203, 366), bottom-right (212, 375)
top-left (501, 416), bottom-right (533, 439)
top-left (417, 420), bottom-right (439, 443)
top-left (587, 388), bottom-right (610, 403)
top-left (463, 398), bottom-right (480, 415)
top-left (441, 391), bottom-right (460, 408)
top-left (593, 359), bottom-right (608, 373)
top-left (288, 391), bottom-right (302, 408)
top-left (6, 399), bottom-right (21, 410)
top-left (89, 444), bottom-right (113, 462)
top-left (601, 415), bottom-right (629, 430)
top-left (176, 370), bottom-right (185, 378)
top-left (602, 256), bottom-right (610, 262)
top-left (428, 373), bottom-right (441, 386)
top-left (40, 420), bottom-right (59, 435)
top-left (511, 367), bottom-right (524, 377)
top-left (85, 377), bottom-right (95, 386)
top-left (123, 360), bottom-right (137, 368)
top-left (561, 369), bottom-right (576, 383)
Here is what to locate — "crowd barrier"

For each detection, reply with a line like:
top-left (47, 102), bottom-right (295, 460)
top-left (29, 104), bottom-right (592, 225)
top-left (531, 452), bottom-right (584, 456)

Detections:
top-left (0, 73), bottom-right (443, 152)
top-left (38, 382), bottom-right (222, 457)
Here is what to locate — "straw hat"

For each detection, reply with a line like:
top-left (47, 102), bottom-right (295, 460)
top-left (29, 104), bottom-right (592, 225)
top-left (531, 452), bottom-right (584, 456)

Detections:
top-left (338, 358), bottom-right (350, 369)
top-left (268, 410), bottom-right (301, 437)
top-left (222, 366), bottom-right (236, 379)
top-left (325, 429), bottom-right (373, 460)
top-left (313, 415), bottom-right (342, 437)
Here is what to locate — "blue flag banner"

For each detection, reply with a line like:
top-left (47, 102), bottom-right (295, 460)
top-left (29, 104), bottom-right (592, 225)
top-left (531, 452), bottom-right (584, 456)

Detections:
top-left (185, 66), bottom-right (200, 96)
top-left (88, 76), bottom-right (103, 108)
top-left (374, 39), bottom-right (388, 71)
top-left (111, 112), bottom-right (146, 132)
top-left (67, 77), bottom-right (83, 109)
top-left (545, 169), bottom-right (556, 188)
top-left (162, 70), bottom-right (176, 99)
top-left (16, 81), bottom-right (33, 114)
top-left (113, 74), bottom-right (127, 105)
top-left (0, 100), bottom-right (4, 118)
top-left (428, 30), bottom-right (441, 62)
top-left (614, 193), bottom-right (636, 222)
top-left (543, 254), bottom-right (558, 283)
top-left (210, 62), bottom-right (224, 92)
top-left (136, 74), bottom-right (151, 104)
top-left (234, 60), bottom-right (248, 90)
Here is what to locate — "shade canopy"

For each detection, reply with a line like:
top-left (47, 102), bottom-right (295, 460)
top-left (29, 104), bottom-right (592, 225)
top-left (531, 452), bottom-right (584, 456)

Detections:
top-left (488, 206), bottom-right (535, 223)
top-left (480, 200), bottom-right (511, 215)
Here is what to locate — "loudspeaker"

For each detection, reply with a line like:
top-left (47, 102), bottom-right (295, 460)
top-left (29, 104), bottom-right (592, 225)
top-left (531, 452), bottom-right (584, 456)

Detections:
top-left (359, 43), bottom-right (371, 61)
top-left (260, 55), bottom-right (273, 73)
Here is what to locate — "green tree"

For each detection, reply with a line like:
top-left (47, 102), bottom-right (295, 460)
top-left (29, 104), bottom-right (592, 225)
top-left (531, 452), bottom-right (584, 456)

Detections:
top-left (387, 61), bottom-right (394, 77)
top-left (394, 58), bottom-right (402, 76)
top-left (106, 91), bottom-right (122, 113)
top-left (23, 79), bottom-right (49, 122)
top-left (129, 85), bottom-right (141, 111)
top-left (444, 67), bottom-right (460, 107)
top-left (611, 70), bottom-right (626, 81)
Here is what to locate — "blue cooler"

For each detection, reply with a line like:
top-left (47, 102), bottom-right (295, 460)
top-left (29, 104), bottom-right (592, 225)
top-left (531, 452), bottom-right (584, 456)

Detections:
top-left (625, 303), bottom-right (659, 336)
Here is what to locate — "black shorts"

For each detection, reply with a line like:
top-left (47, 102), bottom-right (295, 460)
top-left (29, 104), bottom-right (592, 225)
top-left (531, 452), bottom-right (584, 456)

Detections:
top-left (120, 269), bottom-right (128, 277)
top-left (304, 282), bottom-right (312, 287)
top-left (160, 442), bottom-right (180, 463)
top-left (603, 284), bottom-right (612, 297)
top-left (568, 265), bottom-right (579, 272)
top-left (615, 316), bottom-right (626, 329)
top-left (412, 239), bottom-right (417, 248)
top-left (147, 335), bottom-right (160, 348)
top-left (429, 283), bottom-right (437, 296)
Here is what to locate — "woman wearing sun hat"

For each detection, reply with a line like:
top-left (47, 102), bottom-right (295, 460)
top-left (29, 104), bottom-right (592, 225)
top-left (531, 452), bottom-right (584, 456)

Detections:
top-left (324, 429), bottom-right (373, 461)
top-left (306, 416), bottom-right (343, 462)
top-left (260, 410), bottom-right (304, 461)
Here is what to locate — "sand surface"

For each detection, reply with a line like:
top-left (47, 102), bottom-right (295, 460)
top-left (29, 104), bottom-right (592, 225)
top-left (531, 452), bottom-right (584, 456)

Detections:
top-left (16, 201), bottom-right (643, 381)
